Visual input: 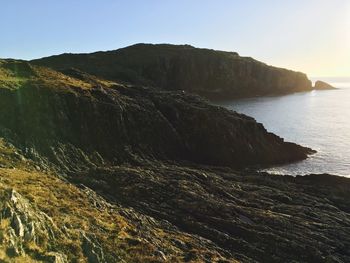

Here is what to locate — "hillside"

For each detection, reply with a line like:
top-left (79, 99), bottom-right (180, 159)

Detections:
top-left (31, 44), bottom-right (313, 100)
top-left (0, 59), bottom-right (349, 262)
top-left (0, 139), bottom-right (236, 262)
top-left (0, 60), bottom-right (312, 171)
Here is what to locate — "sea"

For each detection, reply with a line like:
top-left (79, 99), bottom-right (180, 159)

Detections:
top-left (219, 77), bottom-right (350, 177)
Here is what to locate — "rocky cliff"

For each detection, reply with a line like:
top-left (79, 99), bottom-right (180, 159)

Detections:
top-left (0, 60), bottom-right (312, 172)
top-left (0, 59), bottom-right (349, 262)
top-left (32, 44), bottom-right (313, 100)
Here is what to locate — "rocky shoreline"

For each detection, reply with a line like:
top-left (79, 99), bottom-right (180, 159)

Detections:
top-left (0, 60), bottom-right (314, 172)
top-left (0, 58), bottom-right (348, 262)
top-left (71, 163), bottom-right (350, 262)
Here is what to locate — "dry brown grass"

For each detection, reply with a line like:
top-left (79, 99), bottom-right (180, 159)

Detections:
top-left (0, 59), bottom-right (118, 93)
top-left (0, 164), bottom-right (238, 262)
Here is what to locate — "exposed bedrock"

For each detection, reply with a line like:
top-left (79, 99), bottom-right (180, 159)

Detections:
top-left (0, 83), bottom-right (313, 172)
top-left (71, 164), bottom-right (350, 263)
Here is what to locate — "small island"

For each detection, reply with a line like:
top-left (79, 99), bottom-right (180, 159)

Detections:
top-left (314, 80), bottom-right (336, 90)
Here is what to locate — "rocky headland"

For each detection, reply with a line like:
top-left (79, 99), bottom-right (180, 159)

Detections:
top-left (0, 60), bottom-right (313, 171)
top-left (0, 57), bottom-right (348, 262)
top-left (31, 44), bottom-right (317, 100)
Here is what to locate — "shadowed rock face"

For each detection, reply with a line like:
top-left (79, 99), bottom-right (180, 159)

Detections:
top-left (0, 60), bottom-right (313, 172)
top-left (31, 43), bottom-right (313, 100)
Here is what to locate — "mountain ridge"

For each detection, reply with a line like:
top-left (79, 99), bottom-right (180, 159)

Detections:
top-left (31, 43), bottom-right (315, 100)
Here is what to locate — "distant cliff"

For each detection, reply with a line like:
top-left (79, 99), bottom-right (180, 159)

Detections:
top-left (32, 44), bottom-right (313, 100)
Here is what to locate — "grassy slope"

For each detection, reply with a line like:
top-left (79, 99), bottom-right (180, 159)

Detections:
top-left (30, 44), bottom-right (312, 100)
top-left (0, 57), bottom-right (237, 262)
top-left (0, 59), bottom-right (119, 92)
top-left (0, 59), bottom-right (247, 262)
top-left (0, 138), bottom-right (236, 262)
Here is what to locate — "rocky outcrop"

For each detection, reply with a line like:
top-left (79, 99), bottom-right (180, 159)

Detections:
top-left (71, 163), bottom-right (350, 262)
top-left (0, 60), bottom-right (313, 173)
top-left (31, 44), bottom-right (313, 100)
top-left (0, 59), bottom-right (348, 262)
top-left (0, 136), bottom-right (349, 262)
top-left (314, 80), bottom-right (336, 90)
top-left (0, 153), bottom-right (236, 262)
top-left (0, 188), bottom-right (68, 262)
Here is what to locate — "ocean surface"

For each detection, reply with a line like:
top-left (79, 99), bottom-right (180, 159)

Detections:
top-left (219, 77), bottom-right (350, 177)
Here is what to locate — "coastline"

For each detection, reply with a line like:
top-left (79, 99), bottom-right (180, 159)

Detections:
top-left (219, 84), bottom-right (350, 177)
top-left (0, 55), bottom-right (348, 261)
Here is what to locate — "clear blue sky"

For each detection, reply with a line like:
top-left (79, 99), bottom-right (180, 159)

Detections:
top-left (1, 0), bottom-right (349, 76)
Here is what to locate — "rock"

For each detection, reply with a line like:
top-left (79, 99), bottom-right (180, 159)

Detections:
top-left (125, 237), bottom-right (142, 246)
top-left (0, 188), bottom-right (68, 261)
top-left (0, 63), bottom-right (314, 171)
top-left (45, 252), bottom-right (69, 263)
top-left (72, 164), bottom-right (350, 263)
top-left (2, 55), bottom-right (347, 262)
top-left (154, 250), bottom-right (167, 261)
top-left (11, 214), bottom-right (24, 237)
top-left (172, 239), bottom-right (187, 249)
top-left (0, 137), bottom-right (238, 262)
top-left (314, 80), bottom-right (336, 90)
top-left (31, 43), bottom-right (313, 100)
top-left (82, 232), bottom-right (106, 263)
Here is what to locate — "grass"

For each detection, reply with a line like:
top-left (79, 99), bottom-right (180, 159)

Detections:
top-left (0, 138), bottom-right (236, 262)
top-left (0, 59), bottom-right (120, 94)
top-left (0, 66), bottom-right (28, 90)
top-left (0, 136), bottom-right (127, 261)
top-left (0, 168), bottom-right (128, 262)
top-left (0, 60), bottom-right (238, 261)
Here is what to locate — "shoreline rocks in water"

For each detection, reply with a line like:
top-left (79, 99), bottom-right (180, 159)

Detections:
top-left (314, 80), bottom-right (336, 90)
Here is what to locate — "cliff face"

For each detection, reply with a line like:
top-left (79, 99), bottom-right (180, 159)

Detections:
top-left (31, 44), bottom-right (313, 100)
top-left (0, 59), bottom-right (349, 262)
top-left (0, 60), bottom-right (312, 172)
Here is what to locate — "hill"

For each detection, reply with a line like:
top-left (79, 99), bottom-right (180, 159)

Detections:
top-left (0, 60), bottom-right (312, 171)
top-left (0, 59), bottom-right (349, 262)
top-left (31, 43), bottom-right (313, 100)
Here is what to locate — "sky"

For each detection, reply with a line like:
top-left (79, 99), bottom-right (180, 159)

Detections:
top-left (1, 0), bottom-right (349, 77)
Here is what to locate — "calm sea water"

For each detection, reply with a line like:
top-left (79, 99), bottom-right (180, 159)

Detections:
top-left (219, 77), bottom-right (350, 177)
